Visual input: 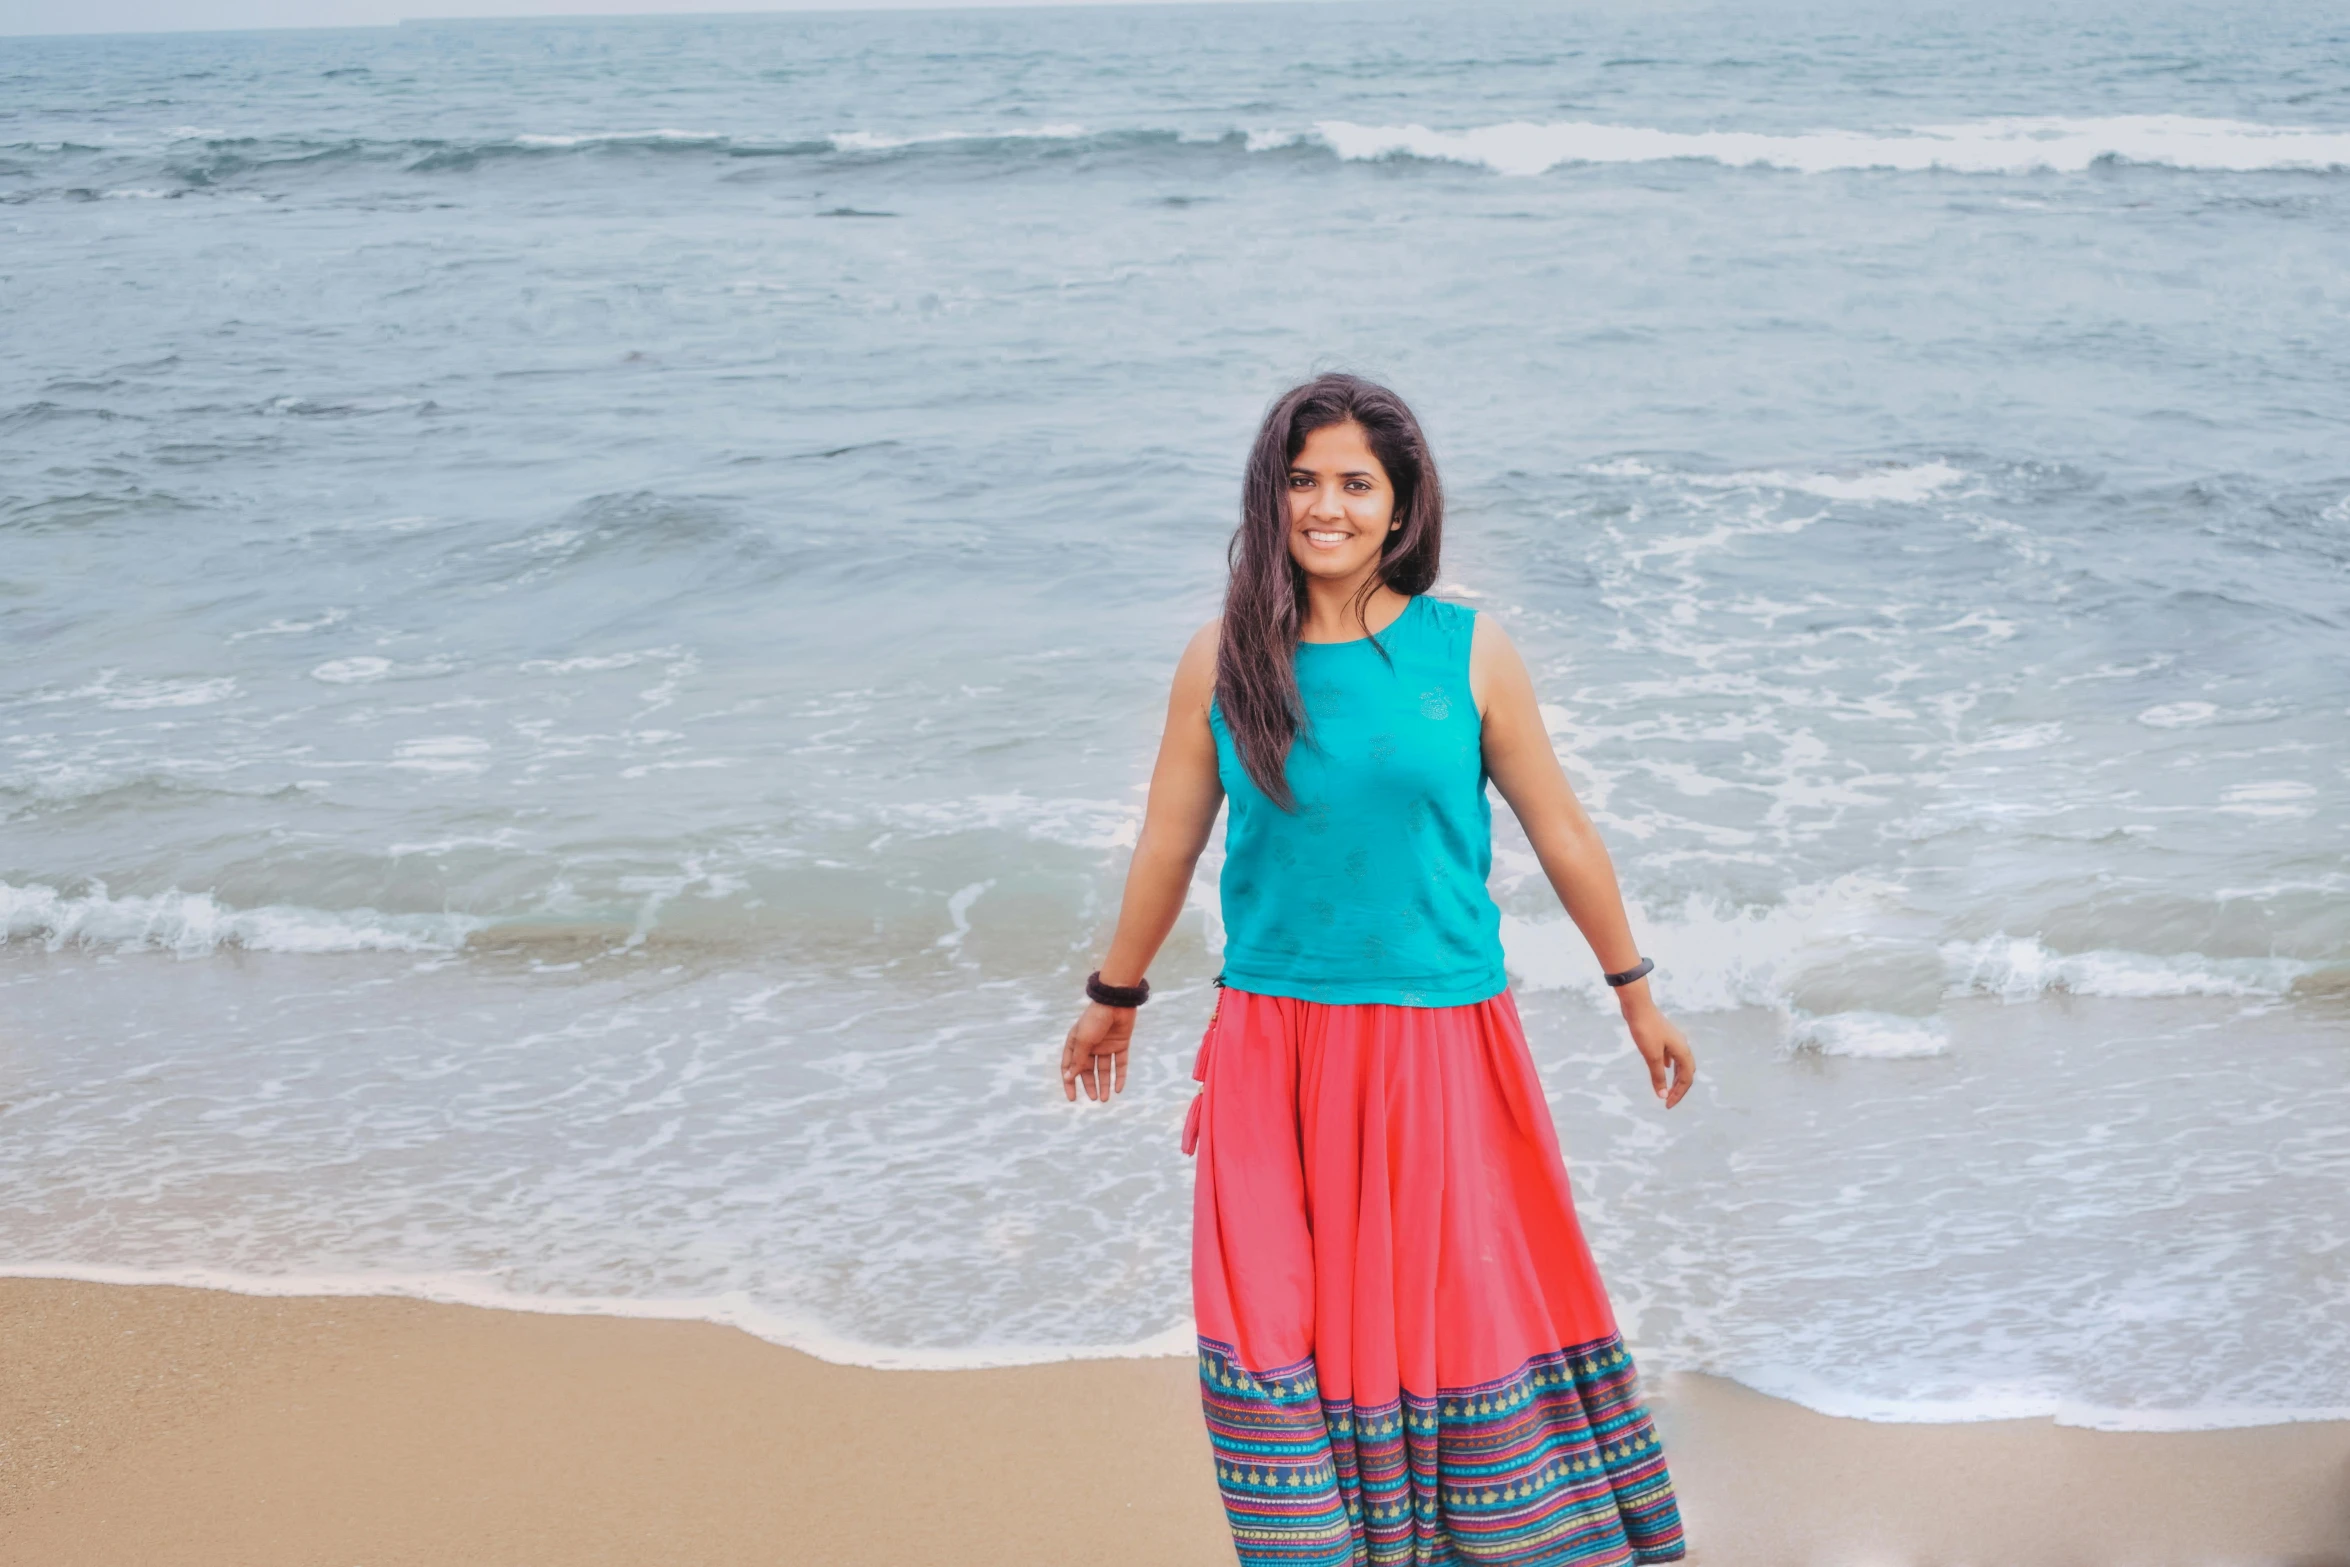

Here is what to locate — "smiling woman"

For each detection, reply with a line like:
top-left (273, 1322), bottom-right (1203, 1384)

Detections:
top-left (1059, 373), bottom-right (1694, 1566)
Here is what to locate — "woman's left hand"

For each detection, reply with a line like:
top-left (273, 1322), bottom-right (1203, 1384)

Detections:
top-left (1060, 1001), bottom-right (1134, 1103)
top-left (1624, 1000), bottom-right (1696, 1109)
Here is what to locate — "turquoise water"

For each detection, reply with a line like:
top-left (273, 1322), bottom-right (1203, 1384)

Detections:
top-left (3, 1), bottom-right (2346, 1426)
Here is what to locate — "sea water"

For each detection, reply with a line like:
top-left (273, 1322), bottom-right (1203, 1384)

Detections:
top-left (3, 0), bottom-right (2346, 1428)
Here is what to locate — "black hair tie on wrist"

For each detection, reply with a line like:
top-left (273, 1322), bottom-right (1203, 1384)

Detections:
top-left (1086, 971), bottom-right (1151, 1008)
top-left (1603, 956), bottom-right (1655, 988)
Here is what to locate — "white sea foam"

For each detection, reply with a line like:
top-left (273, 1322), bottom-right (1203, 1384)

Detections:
top-left (311, 656), bottom-right (393, 682)
top-left (1583, 456), bottom-right (1968, 503)
top-left (1689, 460), bottom-right (1968, 503)
top-left (1788, 1010), bottom-right (1948, 1058)
top-left (308, 656), bottom-right (455, 683)
top-left (15, 671), bottom-right (240, 710)
top-left (518, 648), bottom-right (679, 674)
top-left (1508, 883), bottom-right (2324, 1020)
top-left (829, 124), bottom-right (1087, 152)
top-left (1726, 1361), bottom-right (2350, 1431)
top-left (228, 609), bottom-right (348, 641)
top-left (2214, 872), bottom-right (2350, 903)
top-left (879, 792), bottom-right (1140, 852)
top-left (1942, 935), bottom-right (2309, 1001)
top-left (392, 734), bottom-right (492, 774)
top-left (933, 879), bottom-right (993, 956)
top-left (0, 880), bottom-right (481, 956)
top-left (512, 129), bottom-right (727, 148)
top-left (0, 1263), bottom-right (1196, 1372)
top-left (1308, 115), bottom-right (2350, 177)
top-left (1503, 875), bottom-right (1905, 1012)
top-left (2216, 780), bottom-right (2317, 818)
top-left (100, 675), bottom-right (237, 709)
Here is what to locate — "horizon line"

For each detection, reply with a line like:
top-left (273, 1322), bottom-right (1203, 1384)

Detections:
top-left (5, 0), bottom-right (1379, 44)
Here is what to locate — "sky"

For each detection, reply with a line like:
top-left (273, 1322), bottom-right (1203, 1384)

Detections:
top-left (1, 0), bottom-right (1258, 37)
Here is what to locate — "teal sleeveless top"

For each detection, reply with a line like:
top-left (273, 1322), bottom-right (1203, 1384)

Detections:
top-left (1208, 593), bottom-right (1507, 1007)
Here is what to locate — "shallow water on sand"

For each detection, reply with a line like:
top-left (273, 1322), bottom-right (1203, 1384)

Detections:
top-left (3, 0), bottom-right (2347, 1426)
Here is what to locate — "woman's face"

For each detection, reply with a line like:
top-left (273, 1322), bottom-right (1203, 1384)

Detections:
top-left (1285, 420), bottom-right (1397, 583)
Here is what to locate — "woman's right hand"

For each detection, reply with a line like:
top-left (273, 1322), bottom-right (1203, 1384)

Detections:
top-left (1055, 623), bottom-right (1223, 1107)
top-left (1624, 995), bottom-right (1696, 1109)
top-left (1060, 1001), bottom-right (1135, 1103)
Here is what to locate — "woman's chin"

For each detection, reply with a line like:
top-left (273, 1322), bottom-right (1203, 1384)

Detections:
top-left (1290, 552), bottom-right (1379, 580)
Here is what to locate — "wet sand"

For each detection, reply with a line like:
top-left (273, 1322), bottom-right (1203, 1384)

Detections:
top-left (4, 1278), bottom-right (2345, 1566)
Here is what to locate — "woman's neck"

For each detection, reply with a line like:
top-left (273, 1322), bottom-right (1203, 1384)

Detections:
top-left (1297, 569), bottom-right (1411, 644)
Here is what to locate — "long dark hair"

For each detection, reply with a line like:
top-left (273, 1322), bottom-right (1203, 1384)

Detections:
top-left (1217, 373), bottom-right (1444, 810)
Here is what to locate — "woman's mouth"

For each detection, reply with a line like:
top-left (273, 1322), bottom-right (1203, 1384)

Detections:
top-left (1303, 529), bottom-right (1351, 549)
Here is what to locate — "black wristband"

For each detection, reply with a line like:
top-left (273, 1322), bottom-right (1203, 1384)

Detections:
top-left (1086, 970), bottom-right (1150, 1008)
top-left (1603, 956), bottom-right (1655, 988)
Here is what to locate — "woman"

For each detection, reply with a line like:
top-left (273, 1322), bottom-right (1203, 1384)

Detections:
top-left (1060, 373), bottom-right (1694, 1567)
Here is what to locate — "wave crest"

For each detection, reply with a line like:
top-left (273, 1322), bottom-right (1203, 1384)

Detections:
top-left (0, 880), bottom-right (481, 956)
top-left (1502, 878), bottom-right (2331, 1046)
top-left (1942, 934), bottom-right (2310, 1002)
top-left (1309, 114), bottom-right (2350, 177)
top-left (15, 114), bottom-right (2347, 202)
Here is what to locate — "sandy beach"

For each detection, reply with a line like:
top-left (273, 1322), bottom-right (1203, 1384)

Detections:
top-left (3, 1278), bottom-right (2343, 1566)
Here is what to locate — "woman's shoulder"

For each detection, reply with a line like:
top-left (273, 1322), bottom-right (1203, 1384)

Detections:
top-left (1179, 618), bottom-right (1222, 676)
top-left (1177, 619), bottom-right (1222, 719)
top-left (1404, 592), bottom-right (1481, 658)
top-left (1412, 593), bottom-right (1478, 632)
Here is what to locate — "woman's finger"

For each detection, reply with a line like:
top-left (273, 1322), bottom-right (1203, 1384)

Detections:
top-left (1060, 1030), bottom-right (1078, 1102)
top-left (1664, 1040), bottom-right (1695, 1108)
top-left (1060, 1017), bottom-right (1133, 1105)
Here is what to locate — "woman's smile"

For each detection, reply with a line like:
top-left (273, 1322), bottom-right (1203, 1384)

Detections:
top-left (1285, 420), bottom-right (1399, 581)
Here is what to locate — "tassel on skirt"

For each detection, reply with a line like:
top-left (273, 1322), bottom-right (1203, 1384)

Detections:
top-left (1183, 986), bottom-right (1687, 1566)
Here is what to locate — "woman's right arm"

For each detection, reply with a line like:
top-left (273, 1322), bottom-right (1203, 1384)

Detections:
top-left (1059, 621), bottom-right (1226, 1104)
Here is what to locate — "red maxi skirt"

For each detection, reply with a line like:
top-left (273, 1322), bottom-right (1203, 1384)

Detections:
top-left (1183, 986), bottom-right (1686, 1566)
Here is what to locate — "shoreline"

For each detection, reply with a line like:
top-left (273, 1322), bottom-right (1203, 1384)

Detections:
top-left (0, 1261), bottom-right (1203, 1375)
top-left (6, 1278), bottom-right (2346, 1566)
top-left (5, 1263), bottom-right (2341, 1433)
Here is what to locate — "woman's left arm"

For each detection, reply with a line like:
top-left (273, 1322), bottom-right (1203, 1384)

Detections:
top-left (1472, 615), bottom-right (1696, 1108)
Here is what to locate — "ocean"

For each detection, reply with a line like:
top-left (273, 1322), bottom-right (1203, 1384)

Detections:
top-left (3, 0), bottom-right (2346, 1430)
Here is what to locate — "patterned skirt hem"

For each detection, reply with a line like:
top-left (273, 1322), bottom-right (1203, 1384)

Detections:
top-left (1199, 1331), bottom-right (1687, 1566)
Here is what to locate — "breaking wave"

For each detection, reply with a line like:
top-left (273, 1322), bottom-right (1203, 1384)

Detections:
top-left (9, 115), bottom-right (2347, 202)
top-left (1501, 876), bottom-right (2330, 1054)
top-left (1940, 934), bottom-right (2314, 1002)
top-left (1307, 114), bottom-right (2350, 177)
top-left (0, 879), bottom-right (482, 956)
